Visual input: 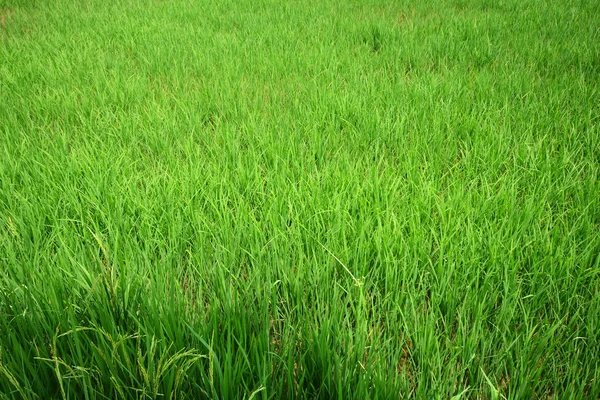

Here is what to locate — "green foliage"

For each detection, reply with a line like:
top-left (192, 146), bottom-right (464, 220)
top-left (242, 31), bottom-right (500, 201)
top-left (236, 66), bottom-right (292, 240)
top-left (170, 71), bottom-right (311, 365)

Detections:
top-left (1, 0), bottom-right (599, 398)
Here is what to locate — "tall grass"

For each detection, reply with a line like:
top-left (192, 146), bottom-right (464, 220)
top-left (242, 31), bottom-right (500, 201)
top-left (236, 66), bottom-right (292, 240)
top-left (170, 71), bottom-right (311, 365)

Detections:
top-left (1, 0), bottom-right (599, 398)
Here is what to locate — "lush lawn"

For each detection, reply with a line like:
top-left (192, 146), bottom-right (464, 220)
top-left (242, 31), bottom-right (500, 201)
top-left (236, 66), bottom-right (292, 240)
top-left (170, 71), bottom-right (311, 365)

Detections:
top-left (1, 0), bottom-right (599, 398)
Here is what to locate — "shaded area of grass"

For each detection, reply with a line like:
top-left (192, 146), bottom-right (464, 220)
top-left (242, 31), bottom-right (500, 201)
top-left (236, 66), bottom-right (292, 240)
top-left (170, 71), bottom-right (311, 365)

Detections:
top-left (1, 0), bottom-right (599, 398)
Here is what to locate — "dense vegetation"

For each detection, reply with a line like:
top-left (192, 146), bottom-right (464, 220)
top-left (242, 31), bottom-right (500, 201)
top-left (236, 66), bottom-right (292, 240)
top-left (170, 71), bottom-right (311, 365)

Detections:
top-left (1, 0), bottom-right (599, 398)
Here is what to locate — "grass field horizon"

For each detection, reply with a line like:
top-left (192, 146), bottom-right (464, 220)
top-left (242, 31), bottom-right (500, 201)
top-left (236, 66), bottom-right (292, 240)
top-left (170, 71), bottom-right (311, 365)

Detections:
top-left (1, 0), bottom-right (599, 398)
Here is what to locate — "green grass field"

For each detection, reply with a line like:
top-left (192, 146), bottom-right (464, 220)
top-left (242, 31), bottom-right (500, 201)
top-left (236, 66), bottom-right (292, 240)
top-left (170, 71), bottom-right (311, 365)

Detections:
top-left (1, 0), bottom-right (599, 398)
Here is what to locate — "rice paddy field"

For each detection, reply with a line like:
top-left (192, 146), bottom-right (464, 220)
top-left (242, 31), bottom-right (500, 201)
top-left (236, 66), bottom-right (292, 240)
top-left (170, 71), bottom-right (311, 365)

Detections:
top-left (1, 0), bottom-right (599, 398)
